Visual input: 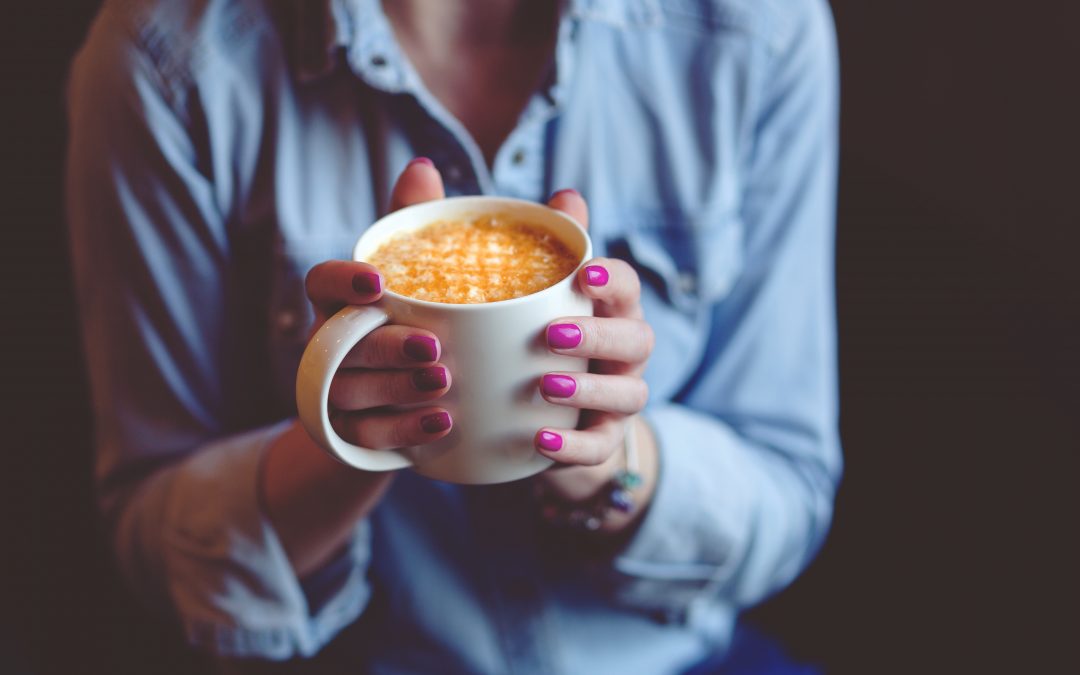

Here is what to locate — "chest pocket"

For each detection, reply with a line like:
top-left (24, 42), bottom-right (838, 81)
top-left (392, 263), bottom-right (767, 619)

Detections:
top-left (599, 209), bottom-right (744, 314)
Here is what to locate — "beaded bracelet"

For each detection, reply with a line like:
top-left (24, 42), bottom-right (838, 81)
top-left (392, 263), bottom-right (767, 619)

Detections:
top-left (533, 419), bottom-right (644, 532)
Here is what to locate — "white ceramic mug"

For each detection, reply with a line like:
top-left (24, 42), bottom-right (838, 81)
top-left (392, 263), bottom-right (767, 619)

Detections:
top-left (296, 196), bottom-right (593, 484)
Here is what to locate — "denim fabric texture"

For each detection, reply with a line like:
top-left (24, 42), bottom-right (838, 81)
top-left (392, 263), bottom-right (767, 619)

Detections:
top-left (67, 0), bottom-right (841, 671)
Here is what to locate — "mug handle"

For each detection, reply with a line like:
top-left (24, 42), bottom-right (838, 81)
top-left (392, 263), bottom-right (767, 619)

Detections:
top-left (295, 305), bottom-right (415, 471)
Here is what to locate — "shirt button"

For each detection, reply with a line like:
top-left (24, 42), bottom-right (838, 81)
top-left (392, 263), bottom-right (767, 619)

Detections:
top-left (677, 272), bottom-right (697, 294)
top-left (275, 310), bottom-right (298, 332)
top-left (446, 165), bottom-right (463, 182)
top-left (370, 54), bottom-right (387, 68)
top-left (511, 149), bottom-right (526, 165)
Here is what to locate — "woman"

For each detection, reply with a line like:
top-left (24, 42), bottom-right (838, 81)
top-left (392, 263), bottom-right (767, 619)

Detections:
top-left (67, 0), bottom-right (840, 672)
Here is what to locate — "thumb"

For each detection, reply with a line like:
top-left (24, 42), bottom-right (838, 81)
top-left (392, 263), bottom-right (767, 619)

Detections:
top-left (389, 157), bottom-right (446, 212)
top-left (547, 188), bottom-right (589, 230)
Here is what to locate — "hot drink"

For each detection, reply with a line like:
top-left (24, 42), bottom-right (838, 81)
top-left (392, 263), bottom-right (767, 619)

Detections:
top-left (366, 215), bottom-right (579, 304)
top-left (298, 196), bottom-right (593, 484)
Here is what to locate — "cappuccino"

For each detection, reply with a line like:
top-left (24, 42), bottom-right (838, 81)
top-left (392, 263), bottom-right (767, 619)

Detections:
top-left (367, 215), bottom-right (579, 304)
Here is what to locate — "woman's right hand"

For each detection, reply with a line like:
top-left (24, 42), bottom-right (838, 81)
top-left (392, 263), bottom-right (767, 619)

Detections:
top-left (305, 157), bottom-right (454, 448)
top-left (303, 259), bottom-right (454, 446)
top-left (261, 158), bottom-right (450, 577)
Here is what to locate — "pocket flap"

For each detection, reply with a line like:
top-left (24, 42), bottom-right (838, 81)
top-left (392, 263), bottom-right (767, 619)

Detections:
top-left (614, 211), bottom-right (744, 313)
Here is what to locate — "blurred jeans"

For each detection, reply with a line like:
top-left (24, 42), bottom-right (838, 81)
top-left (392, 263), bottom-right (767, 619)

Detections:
top-left (682, 624), bottom-right (823, 675)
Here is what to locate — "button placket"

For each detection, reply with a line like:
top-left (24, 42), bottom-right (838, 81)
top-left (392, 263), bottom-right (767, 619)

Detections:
top-left (493, 112), bottom-right (549, 200)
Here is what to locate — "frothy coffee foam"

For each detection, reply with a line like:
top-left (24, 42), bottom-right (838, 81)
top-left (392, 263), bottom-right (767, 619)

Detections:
top-left (367, 215), bottom-right (579, 304)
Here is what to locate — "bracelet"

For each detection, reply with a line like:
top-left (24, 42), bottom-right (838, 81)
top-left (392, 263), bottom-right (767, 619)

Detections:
top-left (533, 419), bottom-right (644, 532)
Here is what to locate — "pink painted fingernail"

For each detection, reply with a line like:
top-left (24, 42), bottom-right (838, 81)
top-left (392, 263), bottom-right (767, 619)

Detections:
top-left (550, 188), bottom-right (580, 200)
top-left (421, 411), bottom-right (452, 433)
top-left (352, 272), bottom-right (381, 295)
top-left (541, 374), bottom-right (577, 398)
top-left (584, 265), bottom-right (609, 287)
top-left (537, 430), bottom-right (563, 452)
top-left (409, 156), bottom-right (434, 168)
top-left (547, 323), bottom-right (582, 349)
top-left (412, 367), bottom-right (447, 391)
top-left (403, 335), bottom-right (438, 362)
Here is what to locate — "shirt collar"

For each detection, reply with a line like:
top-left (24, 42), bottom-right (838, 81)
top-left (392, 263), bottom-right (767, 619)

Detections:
top-left (279, 0), bottom-right (664, 85)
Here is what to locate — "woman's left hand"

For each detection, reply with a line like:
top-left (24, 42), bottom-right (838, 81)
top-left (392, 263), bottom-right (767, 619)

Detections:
top-left (533, 190), bottom-right (658, 533)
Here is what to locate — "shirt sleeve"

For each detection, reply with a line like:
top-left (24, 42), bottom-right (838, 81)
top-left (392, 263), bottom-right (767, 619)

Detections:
top-left (605, 0), bottom-right (842, 613)
top-left (66, 9), bottom-right (371, 658)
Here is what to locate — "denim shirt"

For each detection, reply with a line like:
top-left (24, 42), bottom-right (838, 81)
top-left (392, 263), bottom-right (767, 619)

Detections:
top-left (67, 0), bottom-right (841, 671)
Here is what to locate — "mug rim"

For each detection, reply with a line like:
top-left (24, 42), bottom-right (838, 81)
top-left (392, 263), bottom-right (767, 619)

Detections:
top-left (353, 196), bottom-right (592, 311)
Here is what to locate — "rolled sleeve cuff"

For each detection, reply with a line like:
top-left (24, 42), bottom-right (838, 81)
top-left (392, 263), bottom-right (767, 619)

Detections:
top-left (607, 405), bottom-right (754, 609)
top-left (160, 421), bottom-right (373, 659)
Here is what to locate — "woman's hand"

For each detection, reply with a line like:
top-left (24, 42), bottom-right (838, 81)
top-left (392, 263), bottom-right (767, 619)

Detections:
top-left (307, 158), bottom-right (455, 448)
top-left (262, 158), bottom-right (451, 576)
top-left (533, 190), bottom-right (659, 534)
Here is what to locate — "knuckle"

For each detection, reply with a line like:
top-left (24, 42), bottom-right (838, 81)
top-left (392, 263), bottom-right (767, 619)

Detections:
top-left (332, 413), bottom-right (365, 446)
top-left (389, 413), bottom-right (422, 446)
top-left (347, 337), bottom-right (374, 368)
top-left (578, 435), bottom-right (613, 467)
top-left (593, 320), bottom-right (617, 354)
top-left (327, 372), bottom-right (353, 409)
top-left (372, 330), bottom-right (401, 366)
top-left (347, 417), bottom-right (371, 447)
top-left (354, 416), bottom-right (393, 447)
top-left (578, 450), bottom-right (607, 467)
top-left (612, 258), bottom-right (640, 288)
top-left (379, 372), bottom-right (407, 405)
top-left (640, 322), bottom-right (656, 355)
top-left (632, 380), bottom-right (650, 411)
top-left (620, 263), bottom-right (642, 291)
top-left (304, 262), bottom-right (329, 298)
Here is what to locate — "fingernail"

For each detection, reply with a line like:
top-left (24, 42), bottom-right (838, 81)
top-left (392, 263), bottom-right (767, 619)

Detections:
top-left (584, 265), bottom-right (609, 287)
top-left (541, 374), bottom-right (577, 398)
top-left (352, 272), bottom-right (381, 295)
top-left (537, 430), bottom-right (563, 452)
top-left (421, 411), bottom-right (452, 434)
top-left (547, 323), bottom-right (582, 350)
top-left (549, 188), bottom-right (580, 200)
top-left (412, 367), bottom-right (447, 391)
top-left (403, 335), bottom-right (438, 362)
top-left (409, 157), bottom-right (434, 168)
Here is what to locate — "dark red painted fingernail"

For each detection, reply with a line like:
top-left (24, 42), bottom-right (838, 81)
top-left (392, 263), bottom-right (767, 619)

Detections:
top-left (584, 265), bottom-right (609, 287)
top-left (352, 272), bottom-right (381, 295)
top-left (536, 430), bottom-right (563, 452)
top-left (409, 157), bottom-right (434, 168)
top-left (549, 188), bottom-right (580, 200)
top-left (547, 323), bottom-right (582, 349)
top-left (403, 335), bottom-right (438, 362)
top-left (541, 374), bottom-right (577, 398)
top-left (412, 367), bottom-right (447, 391)
top-left (421, 411), bottom-right (452, 433)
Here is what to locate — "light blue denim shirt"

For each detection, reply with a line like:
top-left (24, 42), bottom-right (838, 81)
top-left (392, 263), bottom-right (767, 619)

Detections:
top-left (67, 0), bottom-right (841, 671)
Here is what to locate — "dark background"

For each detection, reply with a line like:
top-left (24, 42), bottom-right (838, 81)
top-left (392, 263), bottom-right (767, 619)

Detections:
top-left (6, 1), bottom-right (1077, 673)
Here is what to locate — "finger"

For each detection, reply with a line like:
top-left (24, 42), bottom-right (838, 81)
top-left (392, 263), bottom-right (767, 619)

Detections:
top-left (547, 188), bottom-right (589, 230)
top-left (341, 325), bottom-right (441, 368)
top-left (546, 317), bottom-right (655, 366)
top-left (539, 372), bottom-right (648, 415)
top-left (575, 257), bottom-right (643, 319)
top-left (331, 406), bottom-right (453, 449)
top-left (329, 365), bottom-right (451, 411)
top-left (534, 413), bottom-right (624, 466)
top-left (306, 260), bottom-right (383, 324)
top-left (389, 157), bottom-right (446, 212)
